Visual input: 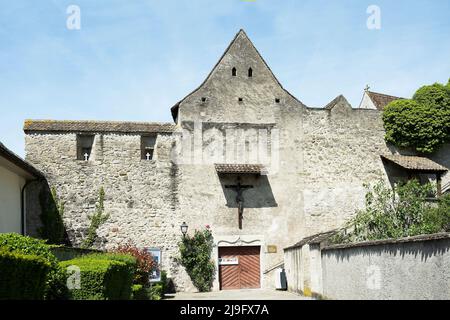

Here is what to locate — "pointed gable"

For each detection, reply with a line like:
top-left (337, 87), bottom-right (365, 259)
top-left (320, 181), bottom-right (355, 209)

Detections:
top-left (171, 29), bottom-right (305, 123)
top-left (324, 95), bottom-right (352, 110)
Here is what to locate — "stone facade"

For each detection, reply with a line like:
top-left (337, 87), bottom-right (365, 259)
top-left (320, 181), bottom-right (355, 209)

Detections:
top-left (24, 30), bottom-right (449, 292)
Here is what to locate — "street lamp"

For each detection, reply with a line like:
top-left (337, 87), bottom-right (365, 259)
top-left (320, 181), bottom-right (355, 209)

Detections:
top-left (180, 222), bottom-right (188, 237)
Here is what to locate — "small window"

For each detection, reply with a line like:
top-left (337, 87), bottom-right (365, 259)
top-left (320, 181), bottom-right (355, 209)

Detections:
top-left (232, 67), bottom-right (237, 77)
top-left (248, 68), bottom-right (253, 77)
top-left (141, 135), bottom-right (156, 160)
top-left (275, 98), bottom-right (280, 103)
top-left (201, 97), bottom-right (207, 102)
top-left (238, 97), bottom-right (243, 102)
top-left (77, 135), bottom-right (94, 161)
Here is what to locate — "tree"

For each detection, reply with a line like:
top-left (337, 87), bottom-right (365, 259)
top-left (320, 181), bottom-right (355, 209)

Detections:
top-left (382, 80), bottom-right (450, 154)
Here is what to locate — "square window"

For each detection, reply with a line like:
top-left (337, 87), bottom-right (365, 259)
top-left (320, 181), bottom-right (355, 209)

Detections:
top-left (141, 135), bottom-right (156, 160)
top-left (77, 135), bottom-right (94, 160)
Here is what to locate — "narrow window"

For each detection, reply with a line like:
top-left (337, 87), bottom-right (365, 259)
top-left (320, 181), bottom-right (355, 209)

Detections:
top-left (248, 68), bottom-right (253, 77)
top-left (275, 98), bottom-right (280, 103)
top-left (232, 67), bottom-right (237, 77)
top-left (201, 97), bottom-right (207, 102)
top-left (141, 135), bottom-right (156, 160)
top-left (238, 97), bottom-right (243, 102)
top-left (77, 135), bottom-right (94, 161)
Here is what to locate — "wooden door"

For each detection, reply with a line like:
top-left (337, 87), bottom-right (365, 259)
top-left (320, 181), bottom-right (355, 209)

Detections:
top-left (219, 246), bottom-right (260, 290)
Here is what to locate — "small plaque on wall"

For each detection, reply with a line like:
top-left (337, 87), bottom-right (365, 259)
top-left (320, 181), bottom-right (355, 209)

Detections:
top-left (267, 245), bottom-right (277, 253)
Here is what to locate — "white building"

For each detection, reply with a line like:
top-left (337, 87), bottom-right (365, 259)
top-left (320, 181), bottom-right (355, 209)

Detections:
top-left (0, 142), bottom-right (43, 234)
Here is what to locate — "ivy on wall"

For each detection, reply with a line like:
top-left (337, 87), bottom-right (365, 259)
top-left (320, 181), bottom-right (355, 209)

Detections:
top-left (82, 187), bottom-right (110, 249)
top-left (382, 79), bottom-right (450, 154)
top-left (39, 186), bottom-right (65, 245)
top-left (178, 226), bottom-right (215, 292)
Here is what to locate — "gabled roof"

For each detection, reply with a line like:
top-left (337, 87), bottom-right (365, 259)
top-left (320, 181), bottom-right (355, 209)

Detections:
top-left (324, 95), bottom-right (351, 110)
top-left (366, 91), bottom-right (403, 110)
top-left (381, 155), bottom-right (448, 172)
top-left (170, 29), bottom-right (305, 121)
top-left (24, 120), bottom-right (176, 134)
top-left (0, 142), bottom-right (44, 179)
top-left (215, 163), bottom-right (267, 175)
top-left (284, 230), bottom-right (338, 250)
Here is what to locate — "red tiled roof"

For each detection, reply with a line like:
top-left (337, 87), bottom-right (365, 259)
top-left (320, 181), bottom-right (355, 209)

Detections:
top-left (367, 91), bottom-right (403, 110)
top-left (381, 155), bottom-right (448, 172)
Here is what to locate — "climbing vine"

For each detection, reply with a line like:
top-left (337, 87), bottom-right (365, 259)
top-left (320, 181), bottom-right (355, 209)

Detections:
top-left (382, 79), bottom-right (450, 154)
top-left (39, 186), bottom-right (65, 244)
top-left (178, 226), bottom-right (215, 292)
top-left (82, 187), bottom-right (109, 249)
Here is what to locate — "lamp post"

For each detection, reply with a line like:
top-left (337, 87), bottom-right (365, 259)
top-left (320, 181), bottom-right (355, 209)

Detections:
top-left (180, 222), bottom-right (188, 238)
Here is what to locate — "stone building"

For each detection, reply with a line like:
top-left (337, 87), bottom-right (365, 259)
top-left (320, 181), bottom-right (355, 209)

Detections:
top-left (23, 30), bottom-right (449, 291)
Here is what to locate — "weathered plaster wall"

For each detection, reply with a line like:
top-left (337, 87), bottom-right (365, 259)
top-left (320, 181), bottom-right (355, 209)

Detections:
top-left (0, 164), bottom-right (25, 233)
top-left (302, 106), bottom-right (392, 235)
top-left (321, 235), bottom-right (450, 300)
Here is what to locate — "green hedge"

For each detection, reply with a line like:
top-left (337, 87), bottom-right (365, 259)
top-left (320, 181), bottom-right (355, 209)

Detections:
top-left (0, 233), bottom-right (67, 299)
top-left (0, 250), bottom-right (51, 300)
top-left (60, 254), bottom-right (136, 300)
top-left (83, 253), bottom-right (137, 299)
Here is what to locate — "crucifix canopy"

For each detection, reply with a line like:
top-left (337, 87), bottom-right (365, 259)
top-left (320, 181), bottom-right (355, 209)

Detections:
top-left (214, 163), bottom-right (267, 175)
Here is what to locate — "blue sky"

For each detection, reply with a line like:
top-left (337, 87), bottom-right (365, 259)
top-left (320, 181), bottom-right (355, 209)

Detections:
top-left (1, 0), bottom-right (449, 157)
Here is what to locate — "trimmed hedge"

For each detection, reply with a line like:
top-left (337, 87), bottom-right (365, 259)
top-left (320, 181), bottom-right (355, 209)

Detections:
top-left (0, 250), bottom-right (51, 300)
top-left (0, 233), bottom-right (67, 299)
top-left (60, 254), bottom-right (136, 300)
top-left (83, 253), bottom-right (137, 299)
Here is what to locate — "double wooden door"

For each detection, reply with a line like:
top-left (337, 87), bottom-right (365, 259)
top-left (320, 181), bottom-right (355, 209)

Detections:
top-left (219, 246), bottom-right (261, 290)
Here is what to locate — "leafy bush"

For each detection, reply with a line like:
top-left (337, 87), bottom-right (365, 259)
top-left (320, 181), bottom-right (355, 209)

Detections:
top-left (60, 254), bottom-right (135, 300)
top-left (0, 250), bottom-right (50, 299)
top-left (178, 227), bottom-right (215, 292)
top-left (113, 243), bottom-right (157, 285)
top-left (331, 180), bottom-right (450, 244)
top-left (147, 283), bottom-right (164, 300)
top-left (383, 80), bottom-right (450, 154)
top-left (0, 233), bottom-right (68, 299)
top-left (131, 284), bottom-right (148, 300)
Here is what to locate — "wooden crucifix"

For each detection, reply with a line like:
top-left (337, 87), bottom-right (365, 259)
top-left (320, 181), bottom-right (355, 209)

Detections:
top-left (225, 177), bottom-right (253, 229)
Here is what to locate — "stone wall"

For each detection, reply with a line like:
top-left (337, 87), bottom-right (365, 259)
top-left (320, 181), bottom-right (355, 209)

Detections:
top-left (25, 131), bottom-right (194, 290)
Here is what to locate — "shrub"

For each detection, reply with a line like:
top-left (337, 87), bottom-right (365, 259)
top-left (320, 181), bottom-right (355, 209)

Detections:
top-left (147, 283), bottom-right (164, 300)
top-left (131, 284), bottom-right (148, 300)
top-left (0, 250), bottom-right (50, 299)
top-left (383, 80), bottom-right (450, 154)
top-left (84, 253), bottom-right (137, 298)
top-left (178, 227), bottom-right (215, 292)
top-left (60, 254), bottom-right (135, 300)
top-left (113, 243), bottom-right (157, 285)
top-left (331, 180), bottom-right (450, 244)
top-left (0, 233), bottom-right (68, 299)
